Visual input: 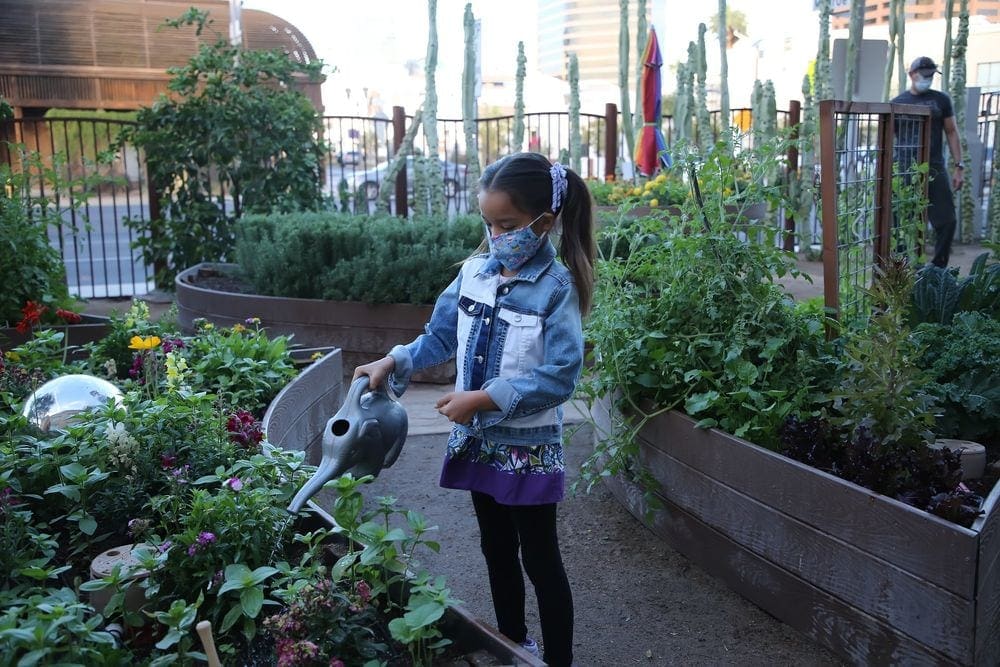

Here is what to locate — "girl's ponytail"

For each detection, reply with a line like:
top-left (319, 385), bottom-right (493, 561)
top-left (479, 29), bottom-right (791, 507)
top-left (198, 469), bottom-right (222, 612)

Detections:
top-left (557, 168), bottom-right (595, 315)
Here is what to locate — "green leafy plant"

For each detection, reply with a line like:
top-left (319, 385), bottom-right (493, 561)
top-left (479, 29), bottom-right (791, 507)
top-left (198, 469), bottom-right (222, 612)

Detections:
top-left (910, 252), bottom-right (1000, 325)
top-left (120, 8), bottom-right (326, 288)
top-left (235, 212), bottom-right (483, 305)
top-left (914, 312), bottom-right (1000, 447)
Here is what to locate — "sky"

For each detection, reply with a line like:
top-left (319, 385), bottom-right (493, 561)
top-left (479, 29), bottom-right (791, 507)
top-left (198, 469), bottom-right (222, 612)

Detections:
top-left (240, 0), bottom-right (820, 113)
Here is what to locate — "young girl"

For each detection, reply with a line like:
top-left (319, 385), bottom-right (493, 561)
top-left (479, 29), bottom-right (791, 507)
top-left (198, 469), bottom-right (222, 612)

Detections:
top-left (354, 152), bottom-right (594, 667)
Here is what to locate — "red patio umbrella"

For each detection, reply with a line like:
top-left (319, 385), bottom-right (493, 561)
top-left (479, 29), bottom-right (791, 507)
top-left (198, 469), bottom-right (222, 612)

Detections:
top-left (634, 27), bottom-right (671, 176)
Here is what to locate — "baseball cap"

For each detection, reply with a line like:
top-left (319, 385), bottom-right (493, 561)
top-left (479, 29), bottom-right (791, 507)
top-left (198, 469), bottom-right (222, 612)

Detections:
top-left (909, 56), bottom-right (941, 75)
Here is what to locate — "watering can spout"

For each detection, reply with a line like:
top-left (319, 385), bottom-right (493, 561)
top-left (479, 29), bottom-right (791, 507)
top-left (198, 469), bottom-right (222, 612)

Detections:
top-left (286, 376), bottom-right (408, 514)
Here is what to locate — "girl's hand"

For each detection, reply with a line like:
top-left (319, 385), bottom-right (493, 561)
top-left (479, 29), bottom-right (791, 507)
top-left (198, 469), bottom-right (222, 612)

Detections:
top-left (353, 356), bottom-right (395, 390)
top-left (435, 390), bottom-right (497, 425)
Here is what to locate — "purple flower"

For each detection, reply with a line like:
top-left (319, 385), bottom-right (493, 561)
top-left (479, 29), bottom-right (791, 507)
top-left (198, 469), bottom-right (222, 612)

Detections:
top-left (197, 531), bottom-right (216, 546)
top-left (225, 477), bottom-right (244, 492)
top-left (156, 540), bottom-right (173, 554)
top-left (162, 338), bottom-right (185, 353)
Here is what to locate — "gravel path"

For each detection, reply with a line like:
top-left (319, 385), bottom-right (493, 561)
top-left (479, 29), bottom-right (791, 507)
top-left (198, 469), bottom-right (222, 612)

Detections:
top-left (357, 424), bottom-right (844, 666)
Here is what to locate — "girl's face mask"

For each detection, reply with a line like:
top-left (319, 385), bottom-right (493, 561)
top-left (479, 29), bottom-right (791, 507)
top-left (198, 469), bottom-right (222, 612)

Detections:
top-left (484, 212), bottom-right (547, 272)
top-left (914, 76), bottom-right (933, 92)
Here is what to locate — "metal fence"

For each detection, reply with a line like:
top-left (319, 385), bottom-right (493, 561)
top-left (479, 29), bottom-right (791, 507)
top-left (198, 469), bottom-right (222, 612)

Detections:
top-left (818, 100), bottom-right (931, 327)
top-left (1, 117), bottom-right (155, 299)
top-left (977, 91), bottom-right (998, 238)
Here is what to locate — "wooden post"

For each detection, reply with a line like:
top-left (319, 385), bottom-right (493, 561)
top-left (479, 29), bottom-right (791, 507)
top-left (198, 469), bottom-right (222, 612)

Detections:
top-left (874, 108), bottom-right (895, 268)
top-left (604, 102), bottom-right (618, 181)
top-left (785, 100), bottom-right (801, 252)
top-left (392, 105), bottom-right (408, 219)
top-left (819, 100), bottom-right (839, 333)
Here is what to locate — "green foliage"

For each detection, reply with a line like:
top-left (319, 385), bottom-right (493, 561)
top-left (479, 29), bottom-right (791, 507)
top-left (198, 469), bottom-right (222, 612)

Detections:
top-left (579, 214), bottom-right (830, 496)
top-left (914, 312), bottom-right (1000, 446)
top-left (235, 212), bottom-right (483, 305)
top-left (826, 258), bottom-right (938, 449)
top-left (120, 8), bottom-right (326, 288)
top-left (910, 252), bottom-right (1000, 325)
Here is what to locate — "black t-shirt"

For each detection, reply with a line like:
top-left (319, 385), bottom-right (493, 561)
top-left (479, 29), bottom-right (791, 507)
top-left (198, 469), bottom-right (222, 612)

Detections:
top-left (890, 88), bottom-right (954, 165)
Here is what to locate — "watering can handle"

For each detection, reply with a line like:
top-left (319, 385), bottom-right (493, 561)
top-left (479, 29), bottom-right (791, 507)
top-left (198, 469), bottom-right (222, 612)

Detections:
top-left (348, 374), bottom-right (392, 403)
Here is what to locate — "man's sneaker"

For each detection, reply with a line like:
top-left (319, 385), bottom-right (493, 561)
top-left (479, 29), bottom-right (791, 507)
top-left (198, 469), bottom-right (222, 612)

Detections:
top-left (520, 636), bottom-right (540, 657)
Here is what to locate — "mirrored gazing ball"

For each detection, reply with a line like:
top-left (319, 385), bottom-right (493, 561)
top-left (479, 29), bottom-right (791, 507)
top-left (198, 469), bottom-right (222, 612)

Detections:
top-left (21, 374), bottom-right (125, 432)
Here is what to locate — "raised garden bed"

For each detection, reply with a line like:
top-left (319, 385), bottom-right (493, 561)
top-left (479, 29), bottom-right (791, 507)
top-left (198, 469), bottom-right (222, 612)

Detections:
top-left (594, 397), bottom-right (1000, 666)
top-left (262, 348), bottom-right (543, 666)
top-left (0, 313), bottom-right (110, 353)
top-left (175, 263), bottom-right (454, 383)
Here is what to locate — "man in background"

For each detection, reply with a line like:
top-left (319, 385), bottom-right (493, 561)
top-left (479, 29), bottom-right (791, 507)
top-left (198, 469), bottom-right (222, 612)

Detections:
top-left (891, 56), bottom-right (965, 268)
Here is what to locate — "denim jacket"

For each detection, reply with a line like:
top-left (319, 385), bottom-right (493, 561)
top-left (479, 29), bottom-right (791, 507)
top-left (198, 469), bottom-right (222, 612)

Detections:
top-left (388, 240), bottom-right (583, 446)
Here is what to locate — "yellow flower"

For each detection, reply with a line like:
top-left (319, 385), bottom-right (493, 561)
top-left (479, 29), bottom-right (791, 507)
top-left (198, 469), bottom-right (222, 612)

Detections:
top-left (232, 323), bottom-right (246, 333)
top-left (5, 350), bottom-right (20, 363)
top-left (649, 198), bottom-right (659, 207)
top-left (655, 173), bottom-right (667, 184)
top-left (632, 187), bottom-right (642, 196)
top-left (128, 335), bottom-right (161, 350)
top-left (310, 351), bottom-right (324, 361)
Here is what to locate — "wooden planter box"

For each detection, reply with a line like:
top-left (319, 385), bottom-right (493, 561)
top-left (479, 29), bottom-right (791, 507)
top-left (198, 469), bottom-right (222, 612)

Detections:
top-left (175, 263), bottom-right (454, 383)
top-left (593, 397), bottom-right (1000, 666)
top-left (262, 349), bottom-right (543, 666)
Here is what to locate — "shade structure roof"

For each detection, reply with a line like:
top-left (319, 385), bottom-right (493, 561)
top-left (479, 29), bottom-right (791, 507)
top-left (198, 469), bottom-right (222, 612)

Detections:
top-left (0, 0), bottom-right (322, 111)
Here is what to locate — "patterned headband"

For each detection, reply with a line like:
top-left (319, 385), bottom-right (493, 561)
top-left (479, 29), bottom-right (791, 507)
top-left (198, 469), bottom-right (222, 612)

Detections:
top-left (550, 162), bottom-right (568, 212)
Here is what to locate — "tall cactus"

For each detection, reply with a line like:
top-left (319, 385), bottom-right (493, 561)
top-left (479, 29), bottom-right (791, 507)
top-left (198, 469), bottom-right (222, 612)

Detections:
top-left (633, 0), bottom-right (647, 145)
top-left (815, 0), bottom-right (832, 101)
top-left (883, 0), bottom-right (901, 100)
top-left (513, 41), bottom-right (526, 152)
top-left (751, 79), bottom-right (764, 143)
top-left (989, 118), bottom-right (1000, 243)
top-left (951, 0), bottom-right (975, 242)
top-left (462, 3), bottom-right (481, 214)
top-left (895, 0), bottom-right (906, 94)
top-left (718, 0), bottom-right (730, 140)
top-left (416, 0), bottom-right (445, 216)
top-left (673, 60), bottom-right (690, 144)
top-left (619, 0), bottom-right (635, 162)
top-left (844, 0), bottom-right (865, 101)
top-left (797, 74), bottom-right (817, 246)
top-left (569, 53), bottom-right (581, 172)
top-left (695, 23), bottom-right (712, 149)
top-left (943, 0), bottom-right (954, 92)
top-left (377, 107), bottom-right (423, 214)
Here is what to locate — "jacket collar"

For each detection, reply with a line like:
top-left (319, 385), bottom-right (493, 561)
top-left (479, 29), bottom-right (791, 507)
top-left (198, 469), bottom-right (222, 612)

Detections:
top-left (477, 239), bottom-right (556, 283)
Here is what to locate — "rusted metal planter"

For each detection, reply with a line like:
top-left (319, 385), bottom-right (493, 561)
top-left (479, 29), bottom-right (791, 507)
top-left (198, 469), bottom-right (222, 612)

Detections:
top-left (175, 263), bottom-right (453, 383)
top-left (593, 397), bottom-right (1000, 666)
top-left (263, 349), bottom-right (542, 666)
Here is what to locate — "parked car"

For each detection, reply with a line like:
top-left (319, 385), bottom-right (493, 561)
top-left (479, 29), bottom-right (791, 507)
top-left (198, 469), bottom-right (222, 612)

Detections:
top-left (353, 156), bottom-right (467, 201)
top-left (339, 150), bottom-right (364, 166)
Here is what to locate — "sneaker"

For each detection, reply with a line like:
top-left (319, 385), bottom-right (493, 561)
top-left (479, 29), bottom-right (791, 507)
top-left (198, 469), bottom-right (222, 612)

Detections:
top-left (520, 636), bottom-right (540, 657)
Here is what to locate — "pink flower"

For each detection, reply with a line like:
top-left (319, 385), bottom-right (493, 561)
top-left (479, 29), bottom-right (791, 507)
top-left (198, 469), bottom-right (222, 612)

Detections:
top-left (329, 659), bottom-right (345, 667)
top-left (355, 580), bottom-right (371, 603)
top-left (225, 476), bottom-right (244, 492)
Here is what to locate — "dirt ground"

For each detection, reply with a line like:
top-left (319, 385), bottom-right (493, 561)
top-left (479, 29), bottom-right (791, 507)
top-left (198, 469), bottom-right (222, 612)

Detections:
top-left (357, 424), bottom-right (845, 667)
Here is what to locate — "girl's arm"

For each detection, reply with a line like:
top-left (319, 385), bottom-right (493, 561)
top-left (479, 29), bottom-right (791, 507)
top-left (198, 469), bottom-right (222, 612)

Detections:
top-left (478, 281), bottom-right (583, 425)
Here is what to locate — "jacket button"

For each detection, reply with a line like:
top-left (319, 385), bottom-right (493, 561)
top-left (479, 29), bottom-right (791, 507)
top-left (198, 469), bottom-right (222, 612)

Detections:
top-left (467, 304), bottom-right (475, 312)
top-left (475, 355), bottom-right (484, 363)
top-left (514, 314), bottom-right (522, 322)
top-left (500, 286), bottom-right (510, 295)
top-left (484, 317), bottom-right (490, 325)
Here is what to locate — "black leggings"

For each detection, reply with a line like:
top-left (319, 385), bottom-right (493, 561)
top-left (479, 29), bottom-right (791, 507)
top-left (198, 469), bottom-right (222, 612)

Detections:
top-left (471, 491), bottom-right (574, 667)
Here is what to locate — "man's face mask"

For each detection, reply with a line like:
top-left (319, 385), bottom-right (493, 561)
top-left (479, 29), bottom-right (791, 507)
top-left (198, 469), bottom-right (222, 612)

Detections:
top-left (914, 75), bottom-right (933, 92)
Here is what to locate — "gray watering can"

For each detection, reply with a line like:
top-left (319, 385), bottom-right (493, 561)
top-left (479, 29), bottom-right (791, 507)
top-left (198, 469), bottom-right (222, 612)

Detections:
top-left (286, 376), bottom-right (408, 514)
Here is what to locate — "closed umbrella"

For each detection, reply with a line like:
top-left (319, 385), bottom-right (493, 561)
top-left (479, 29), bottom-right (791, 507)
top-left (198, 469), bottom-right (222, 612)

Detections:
top-left (634, 27), bottom-right (671, 175)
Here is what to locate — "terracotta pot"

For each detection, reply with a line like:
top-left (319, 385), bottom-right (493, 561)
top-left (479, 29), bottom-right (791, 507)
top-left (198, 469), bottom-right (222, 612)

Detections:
top-left (175, 263), bottom-right (454, 383)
